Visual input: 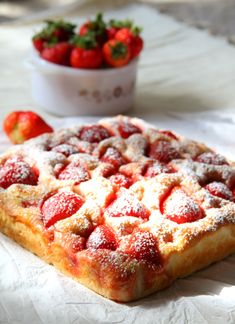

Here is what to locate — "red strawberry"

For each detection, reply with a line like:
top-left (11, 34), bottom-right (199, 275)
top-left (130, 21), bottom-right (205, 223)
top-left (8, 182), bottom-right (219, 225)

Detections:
top-left (51, 144), bottom-right (79, 157)
top-left (117, 121), bottom-right (141, 138)
top-left (3, 111), bottom-right (53, 144)
top-left (109, 173), bottom-right (132, 189)
top-left (32, 37), bottom-right (45, 53)
top-left (79, 125), bottom-right (111, 143)
top-left (126, 230), bottom-right (161, 265)
top-left (106, 192), bottom-right (150, 219)
top-left (149, 140), bottom-right (180, 163)
top-left (86, 225), bottom-right (117, 250)
top-left (58, 164), bottom-right (90, 184)
top-left (41, 191), bottom-right (84, 228)
top-left (158, 130), bottom-right (178, 140)
top-left (41, 42), bottom-right (72, 66)
top-left (115, 27), bottom-right (143, 59)
top-left (101, 147), bottom-right (125, 169)
top-left (79, 13), bottom-right (107, 45)
top-left (107, 27), bottom-right (119, 40)
top-left (205, 182), bottom-right (233, 200)
top-left (196, 152), bottom-right (228, 165)
top-left (0, 157), bottom-right (38, 189)
top-left (103, 39), bottom-right (130, 68)
top-left (70, 40), bottom-right (103, 69)
top-left (107, 19), bottom-right (133, 40)
top-left (162, 186), bottom-right (204, 224)
top-left (145, 161), bottom-right (173, 178)
top-left (32, 20), bottom-right (76, 50)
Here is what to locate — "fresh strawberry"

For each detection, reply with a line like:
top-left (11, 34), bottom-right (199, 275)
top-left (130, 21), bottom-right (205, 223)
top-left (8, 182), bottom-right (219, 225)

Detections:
top-left (101, 147), bottom-right (125, 169)
top-left (205, 182), bottom-right (233, 200)
top-left (145, 161), bottom-right (173, 178)
top-left (109, 173), bottom-right (132, 189)
top-left (0, 157), bottom-right (38, 189)
top-left (158, 130), bottom-right (178, 140)
top-left (79, 13), bottom-right (107, 45)
top-left (149, 140), bottom-right (180, 163)
top-left (196, 152), bottom-right (228, 165)
top-left (32, 20), bottom-right (75, 54)
top-left (3, 111), bottom-right (53, 144)
top-left (32, 37), bottom-right (46, 53)
top-left (41, 191), bottom-right (84, 228)
top-left (106, 191), bottom-right (150, 219)
top-left (162, 186), bottom-right (204, 224)
top-left (107, 19), bottom-right (133, 40)
top-left (103, 39), bottom-right (130, 68)
top-left (86, 225), bottom-right (117, 250)
top-left (117, 121), bottom-right (141, 138)
top-left (107, 27), bottom-right (119, 40)
top-left (51, 144), bottom-right (79, 157)
top-left (126, 230), bottom-right (161, 265)
top-left (70, 34), bottom-right (103, 69)
top-left (41, 42), bottom-right (72, 66)
top-left (115, 27), bottom-right (143, 59)
top-left (58, 163), bottom-right (90, 184)
top-left (79, 125), bottom-right (111, 143)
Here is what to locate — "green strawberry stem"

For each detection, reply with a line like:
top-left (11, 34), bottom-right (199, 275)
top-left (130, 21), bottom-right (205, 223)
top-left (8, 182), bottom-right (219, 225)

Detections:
top-left (110, 41), bottom-right (128, 59)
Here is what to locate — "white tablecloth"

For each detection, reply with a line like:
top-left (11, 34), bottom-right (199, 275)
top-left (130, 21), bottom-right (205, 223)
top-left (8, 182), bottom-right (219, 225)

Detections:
top-left (1, 2), bottom-right (235, 324)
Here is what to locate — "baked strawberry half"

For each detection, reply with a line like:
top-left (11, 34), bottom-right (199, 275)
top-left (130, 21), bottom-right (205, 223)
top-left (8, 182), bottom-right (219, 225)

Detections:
top-left (205, 182), bottom-right (233, 201)
top-left (162, 186), bottom-right (204, 224)
top-left (101, 147), bottom-right (126, 169)
top-left (196, 152), bottom-right (228, 165)
top-left (117, 121), bottom-right (141, 139)
top-left (41, 191), bottom-right (84, 228)
top-left (58, 164), bottom-right (90, 184)
top-left (0, 157), bottom-right (38, 189)
top-left (86, 225), bottom-right (118, 250)
top-left (125, 230), bottom-right (162, 265)
top-left (106, 191), bottom-right (150, 219)
top-left (149, 140), bottom-right (180, 163)
top-left (79, 125), bottom-right (111, 143)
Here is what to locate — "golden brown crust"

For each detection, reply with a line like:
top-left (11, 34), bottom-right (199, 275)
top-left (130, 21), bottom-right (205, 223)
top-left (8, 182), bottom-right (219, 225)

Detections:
top-left (0, 115), bottom-right (235, 302)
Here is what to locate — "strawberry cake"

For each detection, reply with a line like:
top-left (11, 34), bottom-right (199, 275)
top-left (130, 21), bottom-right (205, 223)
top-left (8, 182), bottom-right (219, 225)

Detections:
top-left (0, 115), bottom-right (235, 302)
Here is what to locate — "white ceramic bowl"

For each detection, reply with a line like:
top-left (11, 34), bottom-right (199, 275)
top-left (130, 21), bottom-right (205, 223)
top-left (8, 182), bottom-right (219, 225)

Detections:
top-left (25, 53), bottom-right (138, 116)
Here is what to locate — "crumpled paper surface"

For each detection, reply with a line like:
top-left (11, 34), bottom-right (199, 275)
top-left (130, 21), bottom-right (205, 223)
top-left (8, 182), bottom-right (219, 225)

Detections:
top-left (1, 111), bottom-right (235, 324)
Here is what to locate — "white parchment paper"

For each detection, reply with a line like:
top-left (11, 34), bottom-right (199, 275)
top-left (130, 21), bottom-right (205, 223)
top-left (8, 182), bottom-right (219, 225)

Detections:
top-left (1, 111), bottom-right (235, 324)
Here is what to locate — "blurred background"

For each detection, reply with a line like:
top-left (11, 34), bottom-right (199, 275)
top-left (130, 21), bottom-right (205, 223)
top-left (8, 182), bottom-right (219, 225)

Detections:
top-left (1, 0), bottom-right (235, 44)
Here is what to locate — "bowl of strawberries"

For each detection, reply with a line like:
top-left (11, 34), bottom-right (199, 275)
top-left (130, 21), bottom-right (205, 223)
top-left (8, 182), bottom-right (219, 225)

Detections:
top-left (26, 14), bottom-right (144, 116)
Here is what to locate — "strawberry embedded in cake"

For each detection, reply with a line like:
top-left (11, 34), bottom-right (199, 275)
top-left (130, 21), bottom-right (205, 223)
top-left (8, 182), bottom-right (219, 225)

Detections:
top-left (162, 186), bottom-right (204, 224)
top-left (86, 225), bottom-right (118, 250)
top-left (57, 163), bottom-right (90, 183)
top-left (0, 157), bottom-right (38, 189)
top-left (51, 143), bottom-right (80, 157)
top-left (41, 191), bottom-right (84, 228)
top-left (124, 230), bottom-right (162, 266)
top-left (205, 181), bottom-right (233, 201)
top-left (79, 125), bottom-right (111, 143)
top-left (106, 191), bottom-right (150, 219)
top-left (101, 147), bottom-right (126, 169)
top-left (145, 161), bottom-right (173, 178)
top-left (196, 152), bottom-right (228, 165)
top-left (117, 121), bottom-right (141, 138)
top-left (149, 140), bottom-right (180, 163)
top-left (158, 130), bottom-right (178, 140)
top-left (109, 173), bottom-right (132, 189)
